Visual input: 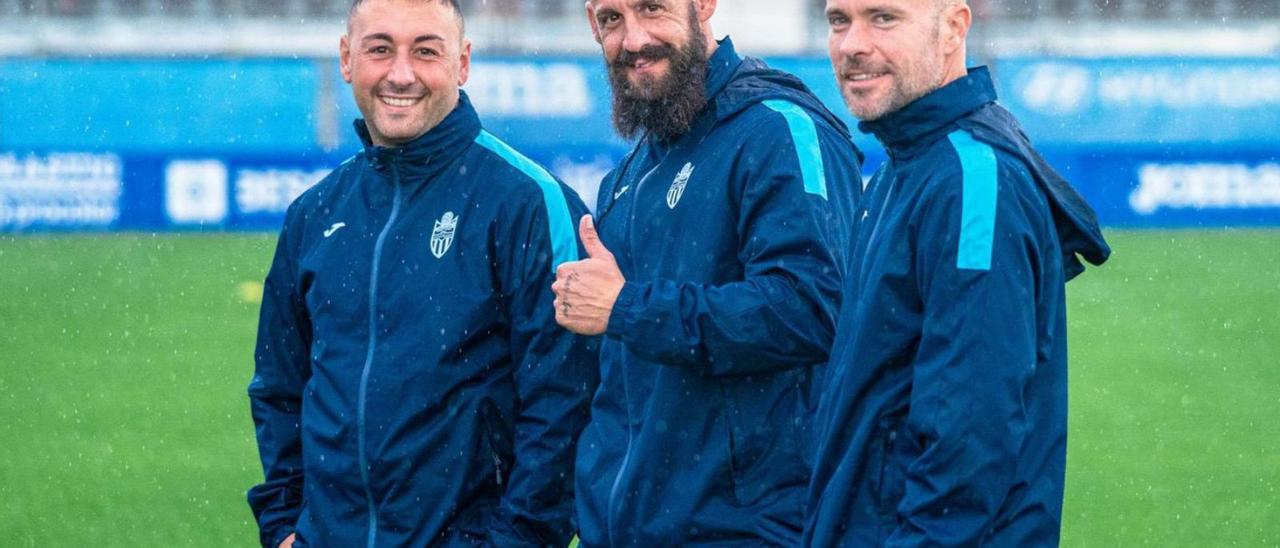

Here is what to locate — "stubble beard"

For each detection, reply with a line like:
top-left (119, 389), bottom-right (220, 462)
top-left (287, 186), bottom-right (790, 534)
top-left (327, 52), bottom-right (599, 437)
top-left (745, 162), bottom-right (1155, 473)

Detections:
top-left (843, 24), bottom-right (947, 122)
top-left (358, 69), bottom-right (458, 146)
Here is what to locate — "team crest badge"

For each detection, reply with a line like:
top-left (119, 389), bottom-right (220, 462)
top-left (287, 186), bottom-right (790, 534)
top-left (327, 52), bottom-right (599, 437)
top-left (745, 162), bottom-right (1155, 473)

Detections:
top-left (667, 162), bottom-right (695, 209)
top-left (430, 211), bottom-right (458, 259)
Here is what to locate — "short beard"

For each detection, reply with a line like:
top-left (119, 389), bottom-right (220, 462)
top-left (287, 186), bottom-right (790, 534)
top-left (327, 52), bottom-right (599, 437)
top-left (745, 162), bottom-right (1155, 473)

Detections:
top-left (605, 7), bottom-right (709, 141)
top-left (842, 20), bottom-right (947, 121)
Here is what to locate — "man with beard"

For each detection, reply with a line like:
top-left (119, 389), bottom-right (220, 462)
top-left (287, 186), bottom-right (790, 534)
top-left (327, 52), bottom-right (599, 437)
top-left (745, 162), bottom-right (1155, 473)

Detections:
top-left (805, 0), bottom-right (1110, 546)
top-left (247, 1), bottom-right (595, 546)
top-left (551, 0), bottom-right (862, 545)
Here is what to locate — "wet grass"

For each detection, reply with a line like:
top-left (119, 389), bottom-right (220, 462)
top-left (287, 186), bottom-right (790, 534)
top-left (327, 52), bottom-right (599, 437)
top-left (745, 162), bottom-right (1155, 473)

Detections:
top-left (0, 233), bottom-right (274, 546)
top-left (0, 230), bottom-right (1277, 546)
top-left (1062, 229), bottom-right (1280, 547)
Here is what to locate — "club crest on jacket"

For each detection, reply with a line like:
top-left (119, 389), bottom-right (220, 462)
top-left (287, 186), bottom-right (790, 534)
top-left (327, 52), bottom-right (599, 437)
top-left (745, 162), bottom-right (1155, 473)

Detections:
top-left (431, 211), bottom-right (458, 259)
top-left (667, 162), bottom-right (695, 209)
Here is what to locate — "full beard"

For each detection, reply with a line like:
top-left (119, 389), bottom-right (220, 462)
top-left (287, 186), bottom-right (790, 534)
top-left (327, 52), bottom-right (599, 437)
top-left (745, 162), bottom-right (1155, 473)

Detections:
top-left (605, 8), bottom-right (709, 141)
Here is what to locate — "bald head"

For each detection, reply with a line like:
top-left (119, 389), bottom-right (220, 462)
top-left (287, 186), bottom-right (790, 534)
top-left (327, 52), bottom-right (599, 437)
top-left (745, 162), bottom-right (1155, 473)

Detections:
top-left (348, 0), bottom-right (465, 36)
top-left (824, 0), bottom-right (972, 120)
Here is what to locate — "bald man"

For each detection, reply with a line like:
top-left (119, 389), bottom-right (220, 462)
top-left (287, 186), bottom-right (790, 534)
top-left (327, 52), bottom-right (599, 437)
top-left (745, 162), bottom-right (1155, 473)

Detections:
top-left (246, 1), bottom-right (594, 546)
top-left (805, 0), bottom-right (1110, 545)
top-left (555, 0), bottom-right (863, 545)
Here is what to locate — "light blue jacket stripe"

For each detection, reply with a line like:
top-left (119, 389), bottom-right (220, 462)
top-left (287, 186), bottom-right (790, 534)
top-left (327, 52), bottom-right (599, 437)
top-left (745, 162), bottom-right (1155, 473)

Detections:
top-left (948, 129), bottom-right (999, 271)
top-left (762, 100), bottom-right (828, 200)
top-left (475, 130), bottom-right (580, 270)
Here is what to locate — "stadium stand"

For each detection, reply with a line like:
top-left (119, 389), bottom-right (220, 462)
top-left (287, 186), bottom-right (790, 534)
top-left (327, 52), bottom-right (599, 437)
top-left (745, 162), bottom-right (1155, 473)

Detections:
top-left (1, 0), bottom-right (1277, 56)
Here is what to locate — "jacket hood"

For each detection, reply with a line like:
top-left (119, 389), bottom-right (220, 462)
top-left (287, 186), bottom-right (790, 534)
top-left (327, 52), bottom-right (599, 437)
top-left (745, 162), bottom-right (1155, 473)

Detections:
top-left (960, 103), bottom-right (1111, 280)
top-left (710, 38), bottom-right (854, 145)
top-left (354, 90), bottom-right (482, 180)
top-left (864, 67), bottom-right (1110, 280)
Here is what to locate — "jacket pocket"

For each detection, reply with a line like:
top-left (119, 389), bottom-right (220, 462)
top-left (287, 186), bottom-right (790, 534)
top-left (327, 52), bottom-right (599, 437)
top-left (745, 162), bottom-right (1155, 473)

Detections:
top-left (479, 399), bottom-right (512, 489)
top-left (875, 420), bottom-right (909, 534)
top-left (732, 368), bottom-right (808, 504)
top-left (721, 373), bottom-right (809, 506)
top-left (718, 382), bottom-right (743, 504)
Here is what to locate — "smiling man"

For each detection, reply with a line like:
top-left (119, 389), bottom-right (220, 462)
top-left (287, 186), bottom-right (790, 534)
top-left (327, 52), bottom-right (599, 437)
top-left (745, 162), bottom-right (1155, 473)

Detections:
top-left (805, 0), bottom-right (1111, 546)
top-left (551, 0), bottom-right (862, 545)
top-left (246, 1), bottom-right (596, 546)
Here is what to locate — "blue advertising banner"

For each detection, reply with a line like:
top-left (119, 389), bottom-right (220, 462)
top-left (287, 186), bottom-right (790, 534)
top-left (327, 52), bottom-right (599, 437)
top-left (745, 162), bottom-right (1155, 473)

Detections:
top-left (1042, 146), bottom-right (1280, 228)
top-left (993, 57), bottom-right (1280, 146)
top-left (3, 55), bottom-right (1278, 232)
top-left (0, 151), bottom-right (339, 232)
top-left (0, 148), bottom-right (616, 232)
top-left (0, 152), bottom-right (124, 231)
top-left (0, 58), bottom-right (322, 153)
top-left (993, 56), bottom-right (1280, 226)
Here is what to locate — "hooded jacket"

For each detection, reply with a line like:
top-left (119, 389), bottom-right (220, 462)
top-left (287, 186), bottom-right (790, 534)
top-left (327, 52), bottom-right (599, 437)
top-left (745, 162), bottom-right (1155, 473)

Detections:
top-left (804, 67), bottom-right (1111, 547)
top-left (574, 38), bottom-right (863, 547)
top-left (247, 92), bottom-right (596, 548)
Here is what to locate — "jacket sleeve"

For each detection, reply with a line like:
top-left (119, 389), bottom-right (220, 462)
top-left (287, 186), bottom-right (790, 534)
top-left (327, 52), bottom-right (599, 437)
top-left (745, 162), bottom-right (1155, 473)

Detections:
top-left (886, 156), bottom-right (1045, 546)
top-left (246, 204), bottom-right (312, 548)
top-left (486, 183), bottom-right (598, 547)
top-left (605, 112), bottom-right (858, 376)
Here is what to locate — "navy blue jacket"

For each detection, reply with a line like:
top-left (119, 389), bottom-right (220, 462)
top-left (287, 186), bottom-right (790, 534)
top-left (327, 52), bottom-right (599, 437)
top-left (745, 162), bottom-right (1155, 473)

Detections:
top-left (575, 38), bottom-right (862, 547)
top-left (805, 68), bottom-right (1111, 547)
top-left (247, 92), bottom-right (596, 548)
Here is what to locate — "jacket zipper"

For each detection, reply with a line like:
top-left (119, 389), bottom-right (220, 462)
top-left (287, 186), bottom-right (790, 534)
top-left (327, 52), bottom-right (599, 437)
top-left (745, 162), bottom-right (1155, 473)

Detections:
top-left (606, 152), bottom-right (663, 546)
top-left (596, 145), bottom-right (643, 224)
top-left (356, 162), bottom-right (403, 548)
top-left (622, 155), bottom-right (664, 275)
top-left (606, 351), bottom-right (634, 547)
top-left (492, 450), bottom-right (504, 486)
top-left (484, 405), bottom-right (505, 487)
top-left (859, 164), bottom-right (898, 275)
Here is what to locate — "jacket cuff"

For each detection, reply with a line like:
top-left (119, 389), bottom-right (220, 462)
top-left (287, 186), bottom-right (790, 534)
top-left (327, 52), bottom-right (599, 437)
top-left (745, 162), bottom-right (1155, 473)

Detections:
top-left (606, 282), bottom-right (642, 340)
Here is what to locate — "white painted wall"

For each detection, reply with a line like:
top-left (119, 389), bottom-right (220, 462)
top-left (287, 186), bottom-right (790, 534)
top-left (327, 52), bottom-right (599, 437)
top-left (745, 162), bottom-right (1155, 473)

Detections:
top-left (710, 0), bottom-right (813, 53)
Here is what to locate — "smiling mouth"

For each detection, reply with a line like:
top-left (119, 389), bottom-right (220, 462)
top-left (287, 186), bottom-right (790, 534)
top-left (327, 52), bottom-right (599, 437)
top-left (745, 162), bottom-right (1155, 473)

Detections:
top-left (630, 58), bottom-right (664, 70)
top-left (845, 72), bottom-right (888, 82)
top-left (379, 95), bottom-right (422, 107)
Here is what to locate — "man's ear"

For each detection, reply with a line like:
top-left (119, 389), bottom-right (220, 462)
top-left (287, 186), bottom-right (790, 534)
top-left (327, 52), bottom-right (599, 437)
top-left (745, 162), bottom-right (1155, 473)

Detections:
top-left (695, 0), bottom-right (718, 24)
top-left (585, 1), bottom-right (603, 44)
top-left (458, 39), bottom-right (472, 86)
top-left (339, 34), bottom-right (353, 83)
top-left (944, 2), bottom-right (972, 55)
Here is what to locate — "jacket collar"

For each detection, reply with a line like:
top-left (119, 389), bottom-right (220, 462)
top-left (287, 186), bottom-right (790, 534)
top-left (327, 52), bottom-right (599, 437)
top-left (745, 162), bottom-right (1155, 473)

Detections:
top-left (704, 36), bottom-right (743, 102)
top-left (859, 66), bottom-right (997, 153)
top-left (355, 90), bottom-right (482, 179)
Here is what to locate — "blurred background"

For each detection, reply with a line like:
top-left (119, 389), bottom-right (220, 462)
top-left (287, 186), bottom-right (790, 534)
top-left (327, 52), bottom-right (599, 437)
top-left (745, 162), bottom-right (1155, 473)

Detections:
top-left (1, 1), bottom-right (1278, 546)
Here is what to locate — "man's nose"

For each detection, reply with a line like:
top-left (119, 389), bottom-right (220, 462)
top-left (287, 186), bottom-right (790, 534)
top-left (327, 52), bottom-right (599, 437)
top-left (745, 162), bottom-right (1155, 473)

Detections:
top-left (621, 19), bottom-right (656, 54)
top-left (386, 51), bottom-right (415, 87)
top-left (835, 22), bottom-right (874, 59)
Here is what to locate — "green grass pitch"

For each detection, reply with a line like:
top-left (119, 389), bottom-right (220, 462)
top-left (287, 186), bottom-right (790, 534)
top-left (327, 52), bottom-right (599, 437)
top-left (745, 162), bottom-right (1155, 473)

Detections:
top-left (1, 230), bottom-right (1277, 546)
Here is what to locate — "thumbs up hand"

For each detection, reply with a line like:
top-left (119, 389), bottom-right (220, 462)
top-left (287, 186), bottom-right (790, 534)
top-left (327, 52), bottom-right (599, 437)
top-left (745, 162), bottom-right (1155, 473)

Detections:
top-left (553, 215), bottom-right (625, 335)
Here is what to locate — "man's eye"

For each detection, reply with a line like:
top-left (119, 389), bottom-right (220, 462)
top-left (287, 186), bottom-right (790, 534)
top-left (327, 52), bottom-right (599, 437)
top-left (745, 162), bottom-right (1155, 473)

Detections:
top-left (828, 15), bottom-right (849, 27)
top-left (369, 46), bottom-right (389, 54)
top-left (418, 48), bottom-right (439, 56)
top-left (601, 13), bottom-right (621, 25)
top-left (642, 3), bottom-right (661, 12)
top-left (872, 13), bottom-right (896, 24)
